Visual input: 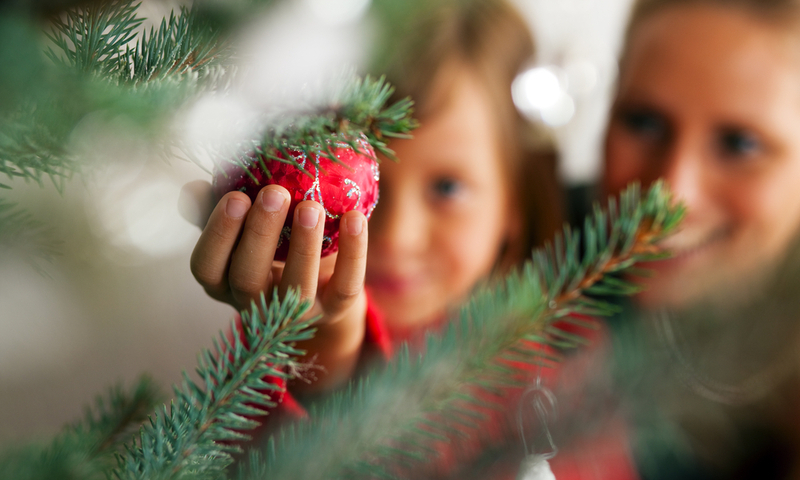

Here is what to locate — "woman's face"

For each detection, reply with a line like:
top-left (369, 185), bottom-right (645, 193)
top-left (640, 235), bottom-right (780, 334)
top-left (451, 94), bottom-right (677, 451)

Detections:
top-left (605, 5), bottom-right (800, 309)
top-left (366, 64), bottom-right (517, 332)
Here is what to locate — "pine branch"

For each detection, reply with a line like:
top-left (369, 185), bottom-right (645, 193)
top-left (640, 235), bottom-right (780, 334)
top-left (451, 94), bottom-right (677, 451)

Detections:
top-left (0, 104), bottom-right (78, 190)
top-left (0, 376), bottom-right (162, 480)
top-left (44, 0), bottom-right (144, 79)
top-left (0, 199), bottom-right (61, 272)
top-left (44, 0), bottom-right (228, 86)
top-left (122, 5), bottom-right (227, 85)
top-left (247, 181), bottom-right (684, 480)
top-left (67, 375), bottom-right (164, 454)
top-left (334, 75), bottom-right (419, 158)
top-left (0, 181), bottom-right (682, 480)
top-left (0, 0), bottom-right (232, 195)
top-left (113, 289), bottom-right (316, 480)
top-left (218, 75), bottom-right (418, 187)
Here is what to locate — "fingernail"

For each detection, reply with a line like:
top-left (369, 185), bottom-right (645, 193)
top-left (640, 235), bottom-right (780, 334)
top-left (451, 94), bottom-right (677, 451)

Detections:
top-left (346, 216), bottom-right (363, 236)
top-left (298, 207), bottom-right (320, 228)
top-left (262, 189), bottom-right (285, 212)
top-left (226, 198), bottom-right (248, 218)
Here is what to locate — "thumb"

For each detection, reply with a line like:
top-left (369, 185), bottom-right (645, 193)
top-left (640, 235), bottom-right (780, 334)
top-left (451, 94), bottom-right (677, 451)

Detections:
top-left (178, 180), bottom-right (216, 229)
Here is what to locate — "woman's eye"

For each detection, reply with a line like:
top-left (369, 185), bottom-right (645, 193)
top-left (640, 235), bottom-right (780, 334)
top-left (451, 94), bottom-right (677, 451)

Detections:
top-left (620, 110), bottom-right (668, 140)
top-left (718, 129), bottom-right (761, 158)
top-left (431, 177), bottom-right (462, 199)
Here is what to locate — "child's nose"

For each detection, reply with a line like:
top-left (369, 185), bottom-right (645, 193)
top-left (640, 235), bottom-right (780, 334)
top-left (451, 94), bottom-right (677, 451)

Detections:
top-left (369, 192), bottom-right (428, 256)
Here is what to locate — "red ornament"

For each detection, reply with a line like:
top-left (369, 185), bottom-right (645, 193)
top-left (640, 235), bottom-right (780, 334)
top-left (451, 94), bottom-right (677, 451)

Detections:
top-left (212, 136), bottom-right (380, 261)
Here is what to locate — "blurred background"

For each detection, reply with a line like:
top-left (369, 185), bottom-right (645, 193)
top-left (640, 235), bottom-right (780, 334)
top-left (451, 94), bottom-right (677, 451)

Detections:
top-left (0, 0), bottom-right (633, 442)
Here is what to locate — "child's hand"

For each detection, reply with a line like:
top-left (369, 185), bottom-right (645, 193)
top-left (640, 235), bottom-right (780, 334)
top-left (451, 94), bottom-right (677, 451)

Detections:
top-left (182, 180), bottom-right (369, 392)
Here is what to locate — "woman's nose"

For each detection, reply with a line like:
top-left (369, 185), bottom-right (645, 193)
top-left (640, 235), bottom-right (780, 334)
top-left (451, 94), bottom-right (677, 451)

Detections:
top-left (655, 135), bottom-right (709, 212)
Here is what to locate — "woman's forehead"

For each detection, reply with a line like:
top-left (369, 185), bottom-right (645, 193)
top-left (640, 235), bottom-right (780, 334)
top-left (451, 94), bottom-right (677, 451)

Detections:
top-left (620, 5), bottom-right (800, 119)
top-left (624, 3), bottom-right (800, 69)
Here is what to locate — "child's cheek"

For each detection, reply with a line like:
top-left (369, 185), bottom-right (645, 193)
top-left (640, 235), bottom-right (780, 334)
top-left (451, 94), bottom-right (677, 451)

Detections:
top-left (441, 195), bottom-right (508, 279)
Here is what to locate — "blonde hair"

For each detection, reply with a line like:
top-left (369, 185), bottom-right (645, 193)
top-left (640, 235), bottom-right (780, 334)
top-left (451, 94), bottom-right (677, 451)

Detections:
top-left (377, 0), bottom-right (563, 271)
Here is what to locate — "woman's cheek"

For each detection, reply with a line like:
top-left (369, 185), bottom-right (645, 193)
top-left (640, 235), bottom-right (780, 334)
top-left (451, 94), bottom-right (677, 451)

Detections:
top-left (732, 170), bottom-right (800, 266)
top-left (604, 127), bottom-right (648, 194)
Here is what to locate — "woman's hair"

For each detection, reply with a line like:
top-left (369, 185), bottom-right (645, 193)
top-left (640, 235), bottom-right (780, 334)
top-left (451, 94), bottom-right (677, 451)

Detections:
top-left (625, 0), bottom-right (800, 60)
top-left (375, 0), bottom-right (563, 271)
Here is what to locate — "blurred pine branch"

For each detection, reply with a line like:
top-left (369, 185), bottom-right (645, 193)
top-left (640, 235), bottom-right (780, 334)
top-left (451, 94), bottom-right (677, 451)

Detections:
top-left (113, 289), bottom-right (315, 480)
top-left (0, 199), bottom-right (60, 272)
top-left (243, 182), bottom-right (684, 480)
top-left (0, 375), bottom-right (162, 480)
top-left (0, 183), bottom-right (682, 480)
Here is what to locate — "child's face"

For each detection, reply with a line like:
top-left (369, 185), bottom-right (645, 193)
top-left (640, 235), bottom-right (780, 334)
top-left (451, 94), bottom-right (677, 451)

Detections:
top-left (605, 5), bottom-right (800, 309)
top-left (366, 65), bottom-right (516, 331)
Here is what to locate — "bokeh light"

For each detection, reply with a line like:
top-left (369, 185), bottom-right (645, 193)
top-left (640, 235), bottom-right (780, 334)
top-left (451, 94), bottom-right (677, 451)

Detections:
top-left (540, 92), bottom-right (576, 127)
top-left (564, 59), bottom-right (599, 97)
top-left (512, 65), bottom-right (576, 127)
top-left (512, 67), bottom-right (563, 111)
top-left (303, 0), bottom-right (371, 26)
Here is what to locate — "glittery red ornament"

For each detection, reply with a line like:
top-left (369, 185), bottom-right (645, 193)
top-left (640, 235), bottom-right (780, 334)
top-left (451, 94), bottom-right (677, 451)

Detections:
top-left (212, 136), bottom-right (380, 261)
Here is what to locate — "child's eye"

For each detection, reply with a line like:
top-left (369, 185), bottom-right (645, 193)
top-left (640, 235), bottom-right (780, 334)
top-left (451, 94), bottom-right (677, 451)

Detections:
top-left (431, 177), bottom-right (463, 199)
top-left (717, 128), bottom-right (761, 158)
top-left (621, 109), bottom-right (668, 141)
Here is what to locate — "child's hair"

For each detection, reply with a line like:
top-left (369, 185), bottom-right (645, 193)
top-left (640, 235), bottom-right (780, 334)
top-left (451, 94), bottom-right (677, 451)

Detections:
top-left (626, 0), bottom-right (800, 56)
top-left (376, 0), bottom-right (563, 271)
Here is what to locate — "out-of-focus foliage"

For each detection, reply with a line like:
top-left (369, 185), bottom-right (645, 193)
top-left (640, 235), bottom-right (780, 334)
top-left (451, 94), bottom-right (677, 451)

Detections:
top-left (0, 0), bottom-right (417, 266)
top-left (0, 183), bottom-right (684, 480)
top-left (0, 375), bottom-right (162, 480)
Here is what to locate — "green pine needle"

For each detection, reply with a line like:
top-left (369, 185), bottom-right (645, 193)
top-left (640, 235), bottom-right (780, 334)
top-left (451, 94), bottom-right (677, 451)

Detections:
top-left (218, 75), bottom-right (419, 186)
top-left (67, 375), bottom-right (164, 455)
top-left (0, 199), bottom-right (61, 272)
top-left (248, 181), bottom-right (684, 480)
top-left (45, 0), bottom-right (144, 79)
top-left (0, 115), bottom-right (75, 191)
top-left (113, 289), bottom-right (316, 480)
top-left (122, 5), bottom-right (227, 85)
top-left (0, 182), bottom-right (683, 480)
top-left (0, 376), bottom-right (163, 480)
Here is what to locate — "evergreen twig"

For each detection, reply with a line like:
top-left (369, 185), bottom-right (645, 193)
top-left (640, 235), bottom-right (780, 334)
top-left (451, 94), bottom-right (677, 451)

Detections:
top-left (0, 376), bottom-right (162, 480)
top-left (249, 181), bottom-right (684, 479)
top-left (122, 5), bottom-right (226, 85)
top-left (0, 113), bottom-right (75, 191)
top-left (0, 182), bottom-right (682, 480)
top-left (68, 375), bottom-right (164, 454)
top-left (44, 0), bottom-right (143, 79)
top-left (0, 199), bottom-right (61, 271)
top-left (113, 289), bottom-right (316, 480)
top-left (219, 75), bottom-right (419, 186)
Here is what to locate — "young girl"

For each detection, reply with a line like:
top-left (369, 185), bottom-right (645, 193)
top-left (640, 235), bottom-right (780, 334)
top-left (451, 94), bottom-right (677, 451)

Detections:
top-left (603, 0), bottom-right (800, 477)
top-left (189, 0), bottom-right (562, 395)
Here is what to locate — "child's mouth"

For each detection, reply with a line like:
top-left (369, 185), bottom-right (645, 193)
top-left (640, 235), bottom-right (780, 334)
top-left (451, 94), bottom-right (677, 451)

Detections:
top-left (366, 272), bottom-right (422, 296)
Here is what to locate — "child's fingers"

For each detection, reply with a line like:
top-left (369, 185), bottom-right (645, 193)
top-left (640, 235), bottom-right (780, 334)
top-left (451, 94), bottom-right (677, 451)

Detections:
top-left (228, 185), bottom-right (290, 307)
top-left (178, 180), bottom-right (215, 229)
top-left (321, 211), bottom-right (368, 321)
top-left (191, 191), bottom-right (252, 301)
top-left (279, 201), bottom-right (325, 304)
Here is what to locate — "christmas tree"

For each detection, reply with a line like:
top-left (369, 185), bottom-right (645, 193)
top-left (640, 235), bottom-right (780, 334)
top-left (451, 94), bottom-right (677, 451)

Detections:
top-left (0, 1), bottom-right (688, 479)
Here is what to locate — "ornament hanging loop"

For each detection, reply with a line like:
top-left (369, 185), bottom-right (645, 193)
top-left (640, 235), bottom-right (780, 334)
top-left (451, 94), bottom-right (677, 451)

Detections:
top-left (516, 373), bottom-right (559, 480)
top-left (518, 375), bottom-right (559, 461)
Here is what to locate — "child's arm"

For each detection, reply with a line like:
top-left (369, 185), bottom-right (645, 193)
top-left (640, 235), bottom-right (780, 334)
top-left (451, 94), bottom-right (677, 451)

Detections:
top-left (186, 182), bottom-right (369, 393)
